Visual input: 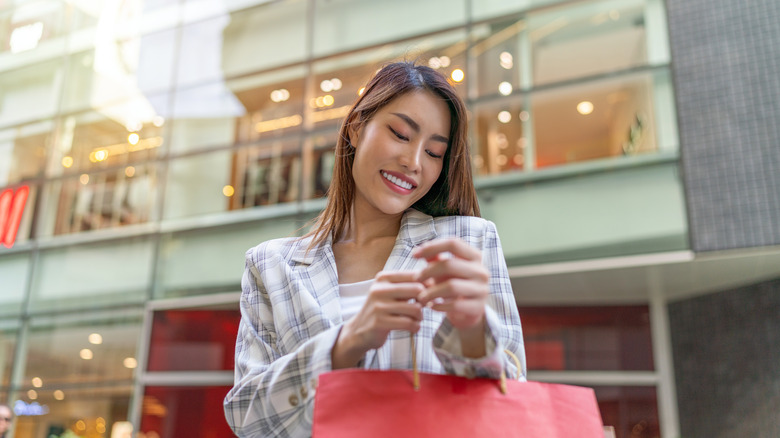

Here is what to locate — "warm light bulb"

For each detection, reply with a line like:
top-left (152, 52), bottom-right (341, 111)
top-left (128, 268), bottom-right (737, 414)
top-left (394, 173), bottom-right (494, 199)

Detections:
top-left (62, 156), bottom-right (74, 168)
top-left (53, 390), bottom-right (65, 400)
top-left (89, 333), bottom-right (103, 345)
top-left (497, 111), bottom-right (511, 124)
top-left (80, 348), bottom-right (93, 360)
top-left (577, 101), bottom-right (594, 115)
top-left (124, 357), bottom-right (138, 369)
top-left (223, 185), bottom-right (235, 197)
top-left (32, 377), bottom-right (43, 388)
top-left (128, 133), bottom-right (140, 145)
top-left (451, 69), bottom-right (465, 83)
top-left (498, 81), bottom-right (513, 96)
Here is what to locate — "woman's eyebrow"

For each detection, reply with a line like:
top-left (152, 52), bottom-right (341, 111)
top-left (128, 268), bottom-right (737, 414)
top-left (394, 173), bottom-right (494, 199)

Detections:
top-left (391, 112), bottom-right (449, 143)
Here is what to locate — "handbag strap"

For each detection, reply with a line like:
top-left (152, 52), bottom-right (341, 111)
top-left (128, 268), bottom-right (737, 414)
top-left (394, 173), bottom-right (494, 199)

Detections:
top-left (409, 332), bottom-right (521, 394)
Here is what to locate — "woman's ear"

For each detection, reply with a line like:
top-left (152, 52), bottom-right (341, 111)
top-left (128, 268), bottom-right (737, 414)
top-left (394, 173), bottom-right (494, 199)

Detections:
top-left (347, 122), bottom-right (361, 148)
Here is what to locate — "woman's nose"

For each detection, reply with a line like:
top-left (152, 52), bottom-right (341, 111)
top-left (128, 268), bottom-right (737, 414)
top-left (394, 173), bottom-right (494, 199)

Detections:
top-left (399, 143), bottom-right (423, 172)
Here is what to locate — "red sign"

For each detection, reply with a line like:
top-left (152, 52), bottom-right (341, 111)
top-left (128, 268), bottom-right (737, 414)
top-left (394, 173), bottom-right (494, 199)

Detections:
top-left (0, 185), bottom-right (29, 248)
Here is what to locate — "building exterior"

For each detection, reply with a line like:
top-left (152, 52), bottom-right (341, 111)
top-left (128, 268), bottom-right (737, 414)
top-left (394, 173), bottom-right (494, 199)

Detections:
top-left (0, 0), bottom-right (778, 437)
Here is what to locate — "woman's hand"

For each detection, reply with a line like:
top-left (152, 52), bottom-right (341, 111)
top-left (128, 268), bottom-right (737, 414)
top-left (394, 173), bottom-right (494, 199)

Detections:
top-left (331, 271), bottom-right (424, 369)
top-left (413, 238), bottom-right (490, 358)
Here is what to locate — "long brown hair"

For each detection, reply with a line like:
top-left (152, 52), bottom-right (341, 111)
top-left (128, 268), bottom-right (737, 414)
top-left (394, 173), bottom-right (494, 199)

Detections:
top-left (307, 61), bottom-right (480, 246)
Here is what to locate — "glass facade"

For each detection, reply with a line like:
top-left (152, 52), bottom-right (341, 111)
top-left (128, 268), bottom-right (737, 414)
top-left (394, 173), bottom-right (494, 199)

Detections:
top-left (0, 0), bottom-right (682, 436)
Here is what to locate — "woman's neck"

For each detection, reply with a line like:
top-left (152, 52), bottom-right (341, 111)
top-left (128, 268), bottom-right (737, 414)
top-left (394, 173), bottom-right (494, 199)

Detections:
top-left (341, 202), bottom-right (404, 247)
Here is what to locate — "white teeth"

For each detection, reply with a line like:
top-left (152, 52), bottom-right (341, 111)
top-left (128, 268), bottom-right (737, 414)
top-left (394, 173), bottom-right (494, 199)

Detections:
top-left (382, 171), bottom-right (413, 190)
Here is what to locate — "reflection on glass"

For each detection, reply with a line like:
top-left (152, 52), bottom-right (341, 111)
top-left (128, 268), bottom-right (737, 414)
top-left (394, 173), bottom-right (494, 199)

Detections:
top-left (0, 121), bottom-right (50, 186)
top-left (0, 321), bottom-right (17, 387)
top-left (147, 309), bottom-right (240, 372)
top-left (0, 58), bottom-right (62, 127)
top-left (470, 19), bottom-right (526, 96)
top-left (12, 386), bottom-right (132, 438)
top-left (141, 386), bottom-right (234, 438)
top-left (312, 0), bottom-right (465, 57)
top-left (474, 99), bottom-right (528, 175)
top-left (311, 30), bottom-right (469, 130)
top-left (529, 0), bottom-right (647, 85)
top-left (532, 72), bottom-right (657, 168)
top-left (220, 0), bottom-right (308, 77)
top-left (229, 140), bottom-right (302, 209)
top-left (24, 310), bottom-right (142, 385)
top-left (520, 305), bottom-right (654, 371)
top-left (0, 255), bottom-right (29, 315)
top-left (51, 165), bottom-right (157, 235)
top-left (0, 0), bottom-right (66, 56)
top-left (49, 104), bottom-right (166, 179)
top-left (594, 386), bottom-right (660, 438)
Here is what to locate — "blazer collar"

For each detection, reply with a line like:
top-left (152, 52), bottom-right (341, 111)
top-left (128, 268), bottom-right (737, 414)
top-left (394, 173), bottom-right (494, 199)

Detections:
top-left (289, 208), bottom-right (438, 265)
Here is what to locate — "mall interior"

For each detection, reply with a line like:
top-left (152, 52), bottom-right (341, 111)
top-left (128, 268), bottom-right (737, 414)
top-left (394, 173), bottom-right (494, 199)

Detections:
top-left (1, 0), bottom-right (779, 437)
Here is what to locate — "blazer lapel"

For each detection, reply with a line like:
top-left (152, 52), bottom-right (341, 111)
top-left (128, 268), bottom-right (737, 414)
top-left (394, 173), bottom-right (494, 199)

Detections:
top-left (291, 234), bottom-right (343, 326)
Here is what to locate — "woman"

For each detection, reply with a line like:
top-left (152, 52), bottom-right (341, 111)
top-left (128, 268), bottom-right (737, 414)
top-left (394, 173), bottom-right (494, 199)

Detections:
top-left (224, 62), bottom-right (525, 437)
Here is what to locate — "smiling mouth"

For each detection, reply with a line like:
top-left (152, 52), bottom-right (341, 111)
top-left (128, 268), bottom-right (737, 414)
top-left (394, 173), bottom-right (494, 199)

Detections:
top-left (381, 171), bottom-right (415, 190)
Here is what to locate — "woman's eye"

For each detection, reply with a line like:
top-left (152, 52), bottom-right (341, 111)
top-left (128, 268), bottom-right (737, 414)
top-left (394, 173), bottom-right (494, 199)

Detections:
top-left (389, 127), bottom-right (409, 141)
top-left (426, 150), bottom-right (443, 159)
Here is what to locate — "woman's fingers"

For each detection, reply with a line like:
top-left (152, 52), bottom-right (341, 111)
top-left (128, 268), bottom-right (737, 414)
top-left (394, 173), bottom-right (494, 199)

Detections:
top-left (416, 257), bottom-right (489, 285)
top-left (412, 238), bottom-right (482, 263)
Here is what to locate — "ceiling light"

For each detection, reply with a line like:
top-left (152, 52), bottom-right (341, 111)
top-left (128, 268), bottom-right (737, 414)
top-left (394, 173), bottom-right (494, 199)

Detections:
top-left (89, 333), bottom-right (103, 345)
top-left (499, 52), bottom-right (513, 69)
top-left (498, 81), bottom-right (513, 96)
top-left (497, 111), bottom-right (511, 123)
top-left (451, 69), bottom-right (465, 83)
top-left (577, 101), bottom-right (594, 115)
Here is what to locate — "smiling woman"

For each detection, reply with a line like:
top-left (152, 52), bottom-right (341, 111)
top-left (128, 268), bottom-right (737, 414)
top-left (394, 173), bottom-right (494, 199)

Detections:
top-left (223, 62), bottom-right (526, 437)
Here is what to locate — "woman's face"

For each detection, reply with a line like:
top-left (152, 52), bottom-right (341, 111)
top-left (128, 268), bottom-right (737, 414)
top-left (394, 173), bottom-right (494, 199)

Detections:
top-left (350, 91), bottom-right (451, 217)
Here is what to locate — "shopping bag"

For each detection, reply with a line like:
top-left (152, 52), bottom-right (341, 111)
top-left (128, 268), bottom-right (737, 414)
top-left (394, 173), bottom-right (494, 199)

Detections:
top-left (312, 353), bottom-right (604, 437)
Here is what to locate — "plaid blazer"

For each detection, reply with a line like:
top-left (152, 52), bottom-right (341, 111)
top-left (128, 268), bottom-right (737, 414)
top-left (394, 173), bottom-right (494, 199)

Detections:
top-left (224, 209), bottom-right (526, 437)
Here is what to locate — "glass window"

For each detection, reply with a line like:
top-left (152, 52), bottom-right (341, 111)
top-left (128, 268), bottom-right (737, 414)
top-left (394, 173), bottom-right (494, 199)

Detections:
top-left (227, 66), bottom-right (307, 146)
top-left (595, 386), bottom-right (659, 438)
top-left (311, 29), bottom-right (469, 130)
top-left (167, 82), bottom-right (247, 154)
top-left (147, 309), bottom-right (240, 372)
top-left (164, 139), bottom-right (301, 220)
top-left (472, 97), bottom-right (529, 175)
top-left (0, 254), bottom-right (29, 315)
top-left (12, 385), bottom-right (132, 438)
top-left (60, 32), bottom-right (178, 112)
top-left (0, 58), bottom-right (62, 127)
top-left (0, 0), bottom-right (67, 57)
top-left (472, 0), bottom-right (567, 21)
top-left (29, 239), bottom-right (152, 312)
top-left (48, 108), bottom-right (166, 178)
top-left (303, 131), bottom-right (338, 201)
top-left (529, 0), bottom-right (648, 86)
top-left (140, 386), bottom-right (234, 438)
top-left (470, 17), bottom-right (526, 98)
top-left (210, 0), bottom-right (308, 79)
top-left (0, 320), bottom-right (17, 388)
top-left (43, 164), bottom-right (159, 236)
top-left (157, 219), bottom-right (301, 297)
top-left (312, 0), bottom-right (466, 57)
top-left (0, 120), bottom-right (50, 186)
top-left (519, 306), bottom-right (654, 371)
top-left (531, 71), bottom-right (659, 169)
top-left (24, 309), bottom-right (142, 386)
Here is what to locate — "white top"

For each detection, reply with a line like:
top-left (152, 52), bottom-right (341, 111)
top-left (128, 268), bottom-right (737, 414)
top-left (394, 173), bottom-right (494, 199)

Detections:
top-left (338, 279), bottom-right (374, 321)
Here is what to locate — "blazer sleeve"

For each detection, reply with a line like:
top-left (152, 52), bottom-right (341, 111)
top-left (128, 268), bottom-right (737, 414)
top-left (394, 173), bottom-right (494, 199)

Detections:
top-left (223, 245), bottom-right (341, 438)
top-left (432, 220), bottom-right (527, 381)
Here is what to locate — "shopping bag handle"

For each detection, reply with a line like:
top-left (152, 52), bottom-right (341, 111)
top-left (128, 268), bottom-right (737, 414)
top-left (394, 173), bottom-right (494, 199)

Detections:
top-left (410, 333), bottom-right (521, 394)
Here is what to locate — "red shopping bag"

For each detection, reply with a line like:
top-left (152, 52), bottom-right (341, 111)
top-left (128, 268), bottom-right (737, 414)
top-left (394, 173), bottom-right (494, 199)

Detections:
top-left (312, 368), bottom-right (604, 438)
